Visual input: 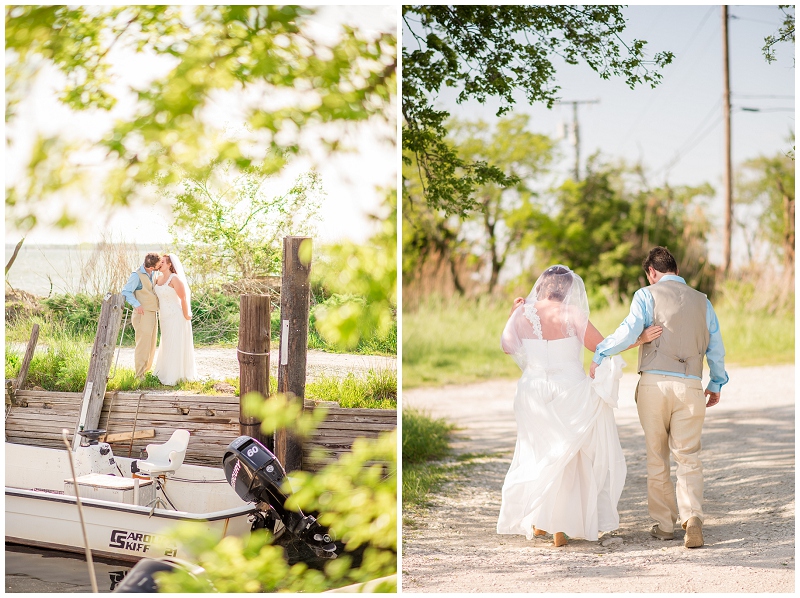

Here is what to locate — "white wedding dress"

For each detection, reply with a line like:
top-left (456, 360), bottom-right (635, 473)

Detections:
top-left (497, 308), bottom-right (627, 541)
top-left (152, 274), bottom-right (197, 385)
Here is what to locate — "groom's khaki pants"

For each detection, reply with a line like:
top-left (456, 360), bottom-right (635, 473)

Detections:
top-left (636, 372), bottom-right (706, 532)
top-left (131, 310), bottom-right (158, 379)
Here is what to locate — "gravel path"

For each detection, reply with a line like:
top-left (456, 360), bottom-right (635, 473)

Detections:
top-left (402, 364), bottom-right (795, 593)
top-left (112, 347), bottom-right (396, 382)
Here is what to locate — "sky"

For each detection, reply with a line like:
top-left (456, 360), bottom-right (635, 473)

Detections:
top-left (422, 5), bottom-right (795, 268)
top-left (5, 4), bottom-right (397, 247)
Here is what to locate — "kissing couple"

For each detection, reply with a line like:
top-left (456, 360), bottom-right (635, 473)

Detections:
top-left (121, 252), bottom-right (197, 386)
top-left (497, 246), bottom-right (728, 549)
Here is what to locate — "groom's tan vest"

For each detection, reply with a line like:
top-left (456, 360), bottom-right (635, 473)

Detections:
top-left (638, 280), bottom-right (709, 378)
top-left (134, 271), bottom-right (159, 312)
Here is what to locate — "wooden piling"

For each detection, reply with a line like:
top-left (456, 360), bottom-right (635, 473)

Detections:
top-left (14, 323), bottom-right (40, 393)
top-left (74, 293), bottom-right (124, 448)
top-left (238, 294), bottom-right (271, 450)
top-left (276, 236), bottom-right (312, 472)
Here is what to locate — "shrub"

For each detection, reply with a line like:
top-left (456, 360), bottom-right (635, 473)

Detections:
top-left (402, 408), bottom-right (454, 464)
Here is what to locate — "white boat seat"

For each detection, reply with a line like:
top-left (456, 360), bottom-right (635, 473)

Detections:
top-left (136, 429), bottom-right (190, 476)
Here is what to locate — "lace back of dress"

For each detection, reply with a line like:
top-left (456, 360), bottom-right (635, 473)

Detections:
top-left (523, 304), bottom-right (543, 340)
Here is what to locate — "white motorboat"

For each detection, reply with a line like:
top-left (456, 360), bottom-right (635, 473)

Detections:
top-left (5, 431), bottom-right (337, 563)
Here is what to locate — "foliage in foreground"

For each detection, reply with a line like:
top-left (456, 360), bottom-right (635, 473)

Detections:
top-left (312, 192), bottom-right (397, 352)
top-left (7, 5), bottom-right (395, 232)
top-left (157, 395), bottom-right (397, 593)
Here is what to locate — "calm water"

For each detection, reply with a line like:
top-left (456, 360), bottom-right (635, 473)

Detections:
top-left (4, 244), bottom-right (164, 297)
top-left (5, 544), bottom-right (132, 593)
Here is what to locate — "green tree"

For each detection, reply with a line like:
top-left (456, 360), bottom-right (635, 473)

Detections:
top-left (6, 5), bottom-right (395, 231)
top-left (520, 158), bottom-right (714, 304)
top-left (169, 163), bottom-right (323, 286)
top-left (736, 150), bottom-right (795, 277)
top-left (402, 5), bottom-right (673, 213)
top-left (403, 115), bottom-right (555, 297)
top-left (451, 115), bottom-right (555, 293)
top-left (402, 152), bottom-right (470, 296)
top-left (313, 190), bottom-right (397, 351)
top-left (763, 5), bottom-right (795, 63)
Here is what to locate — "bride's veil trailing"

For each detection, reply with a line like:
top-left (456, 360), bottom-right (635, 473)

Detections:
top-left (501, 265), bottom-right (589, 369)
top-left (168, 253), bottom-right (192, 317)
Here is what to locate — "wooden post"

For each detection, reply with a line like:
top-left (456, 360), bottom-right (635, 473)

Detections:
top-left (238, 294), bottom-right (271, 450)
top-left (14, 323), bottom-right (40, 394)
top-left (73, 293), bottom-right (124, 449)
top-left (276, 236), bottom-right (312, 472)
top-left (722, 5), bottom-right (732, 275)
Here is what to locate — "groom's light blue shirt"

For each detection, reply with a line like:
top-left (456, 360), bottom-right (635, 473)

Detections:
top-left (593, 275), bottom-right (729, 393)
top-left (121, 265), bottom-right (153, 309)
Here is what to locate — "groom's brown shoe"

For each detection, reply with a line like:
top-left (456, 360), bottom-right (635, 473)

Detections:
top-left (683, 516), bottom-right (703, 548)
top-left (649, 524), bottom-right (674, 540)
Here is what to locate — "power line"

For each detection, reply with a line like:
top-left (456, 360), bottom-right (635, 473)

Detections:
top-left (729, 14), bottom-right (784, 27)
top-left (652, 111), bottom-right (724, 180)
top-left (616, 6), bottom-right (717, 150)
top-left (732, 93), bottom-right (795, 100)
top-left (738, 106), bottom-right (795, 113)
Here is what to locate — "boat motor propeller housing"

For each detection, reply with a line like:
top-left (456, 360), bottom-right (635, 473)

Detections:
top-left (74, 429), bottom-right (117, 476)
top-left (222, 436), bottom-right (337, 559)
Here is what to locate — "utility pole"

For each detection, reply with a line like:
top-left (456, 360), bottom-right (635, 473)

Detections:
top-left (722, 5), bottom-right (733, 275)
top-left (557, 99), bottom-right (599, 180)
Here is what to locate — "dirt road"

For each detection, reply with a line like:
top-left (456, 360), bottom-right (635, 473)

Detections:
top-left (402, 364), bottom-right (794, 593)
top-left (112, 347), bottom-right (394, 382)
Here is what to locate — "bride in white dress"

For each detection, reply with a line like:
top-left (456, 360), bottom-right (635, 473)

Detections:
top-left (152, 253), bottom-right (197, 386)
top-left (497, 265), bottom-right (660, 546)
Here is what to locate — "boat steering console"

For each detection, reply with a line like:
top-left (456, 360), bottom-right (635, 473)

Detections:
top-left (222, 435), bottom-right (337, 560)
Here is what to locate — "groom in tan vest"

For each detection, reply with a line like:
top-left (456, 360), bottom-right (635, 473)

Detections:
top-left (590, 247), bottom-right (728, 548)
top-left (121, 253), bottom-right (162, 379)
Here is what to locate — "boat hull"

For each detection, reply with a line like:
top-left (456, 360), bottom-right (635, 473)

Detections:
top-left (6, 487), bottom-right (255, 562)
top-left (5, 443), bottom-right (256, 562)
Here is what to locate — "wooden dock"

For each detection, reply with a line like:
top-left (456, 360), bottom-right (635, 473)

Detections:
top-left (5, 389), bottom-right (396, 471)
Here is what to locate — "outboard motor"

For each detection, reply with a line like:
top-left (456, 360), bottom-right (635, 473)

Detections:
top-left (222, 436), bottom-right (337, 560)
top-left (113, 557), bottom-right (212, 593)
top-left (74, 429), bottom-right (117, 476)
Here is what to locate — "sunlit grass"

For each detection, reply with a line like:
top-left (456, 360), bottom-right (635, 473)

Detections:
top-left (402, 409), bottom-right (455, 514)
top-left (402, 295), bottom-right (794, 389)
top-left (306, 369), bottom-right (397, 409)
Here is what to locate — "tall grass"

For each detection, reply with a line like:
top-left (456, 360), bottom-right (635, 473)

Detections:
top-left (402, 296), bottom-right (519, 388)
top-left (403, 292), bottom-right (794, 389)
top-left (5, 331), bottom-right (91, 392)
top-left (7, 335), bottom-right (395, 408)
top-left (402, 409), bottom-right (455, 513)
top-left (306, 369), bottom-right (397, 409)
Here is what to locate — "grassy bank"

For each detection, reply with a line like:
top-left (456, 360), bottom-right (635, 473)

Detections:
top-left (5, 338), bottom-right (396, 409)
top-left (402, 295), bottom-right (794, 388)
top-left (402, 409), bottom-right (455, 516)
top-left (6, 290), bottom-right (396, 355)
